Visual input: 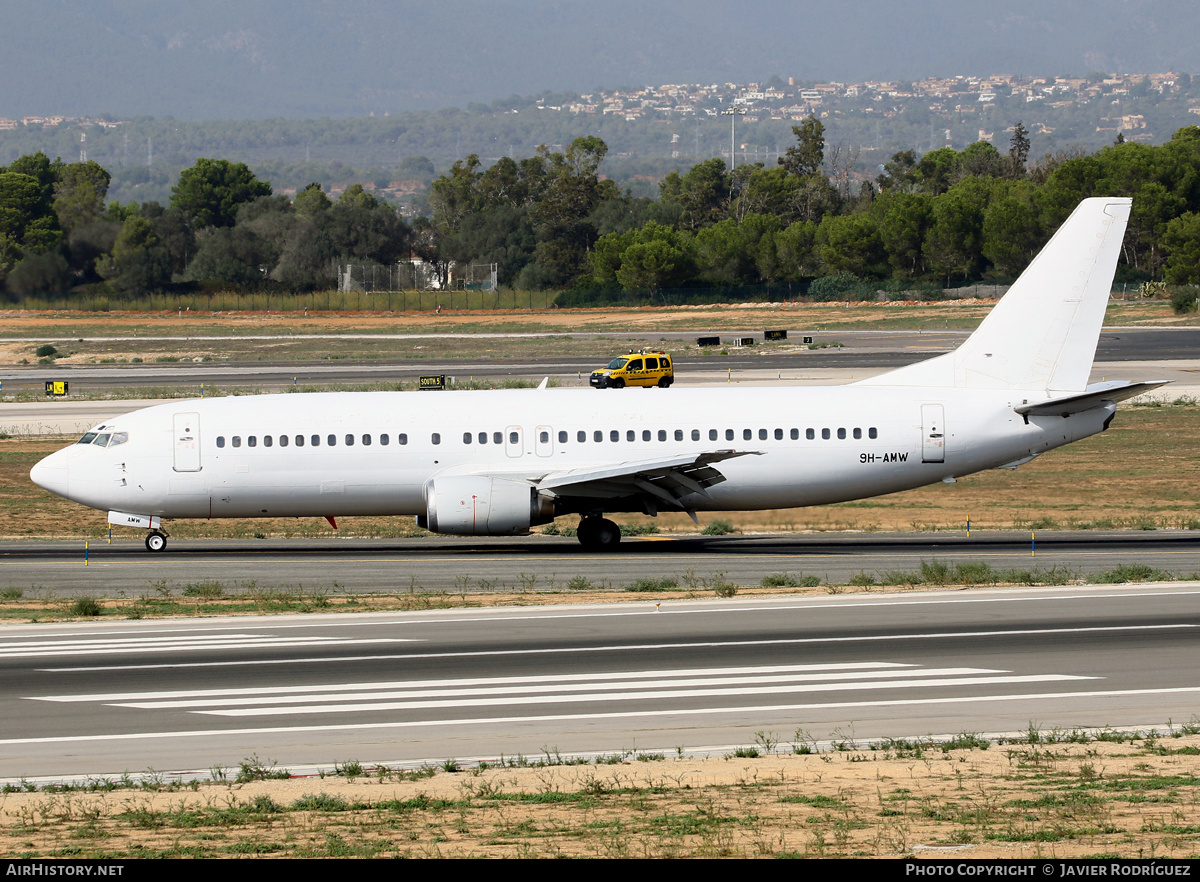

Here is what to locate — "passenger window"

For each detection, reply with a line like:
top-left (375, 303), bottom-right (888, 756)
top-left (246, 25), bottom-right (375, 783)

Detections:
top-left (232, 436), bottom-right (241, 448)
top-left (674, 429), bottom-right (682, 441)
top-left (743, 429), bottom-right (752, 441)
top-left (463, 432), bottom-right (472, 444)
top-left (248, 436), bottom-right (257, 448)
top-left (692, 429), bottom-right (700, 441)
top-left (853, 428), bottom-right (862, 439)
top-left (432, 433), bottom-right (441, 445)
top-left (539, 431), bottom-right (549, 443)
top-left (328, 434), bottom-right (337, 446)
top-left (837, 428), bottom-right (846, 440)
top-left (493, 432), bottom-right (502, 444)
top-left (758, 429), bottom-right (767, 440)
top-left (627, 359), bottom-right (643, 371)
top-left (774, 428), bottom-right (783, 440)
top-left (295, 435), bottom-right (304, 447)
top-left (479, 432), bottom-right (488, 444)
top-left (345, 434), bottom-right (355, 446)
top-left (398, 434), bottom-right (408, 445)
top-left (642, 430), bottom-right (651, 442)
top-left (611, 430), bottom-right (619, 442)
top-left (724, 429), bottom-right (734, 441)
top-left (821, 429), bottom-right (830, 440)
top-left (790, 428), bottom-right (799, 440)
top-left (558, 430), bottom-right (567, 443)
top-left (216, 436), bottom-right (226, 448)
top-left (279, 435), bottom-right (288, 448)
top-left (508, 432), bottom-right (517, 444)
top-left (311, 435), bottom-right (320, 447)
top-left (363, 434), bottom-right (371, 446)
top-left (627, 430), bottom-right (635, 442)
top-left (578, 430), bottom-right (586, 443)
top-left (709, 429), bottom-right (717, 441)
top-left (594, 430), bottom-right (602, 442)
top-left (264, 435), bottom-right (273, 447)
top-left (869, 427), bottom-right (878, 439)
top-left (645, 357), bottom-right (658, 369)
top-left (380, 434), bottom-right (389, 446)
top-left (806, 429), bottom-right (815, 440)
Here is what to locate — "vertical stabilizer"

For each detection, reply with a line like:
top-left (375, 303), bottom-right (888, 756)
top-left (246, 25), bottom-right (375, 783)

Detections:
top-left (860, 197), bottom-right (1131, 393)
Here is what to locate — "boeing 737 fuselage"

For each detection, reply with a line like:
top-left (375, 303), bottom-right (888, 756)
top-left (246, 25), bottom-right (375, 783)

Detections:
top-left (30, 199), bottom-right (1161, 551)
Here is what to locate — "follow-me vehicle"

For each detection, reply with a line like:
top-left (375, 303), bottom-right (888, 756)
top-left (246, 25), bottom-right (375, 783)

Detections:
top-left (31, 199), bottom-right (1161, 552)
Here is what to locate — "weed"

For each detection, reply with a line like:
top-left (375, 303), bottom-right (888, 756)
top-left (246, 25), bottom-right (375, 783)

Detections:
top-left (701, 519), bottom-right (736, 536)
top-left (69, 597), bottom-right (102, 617)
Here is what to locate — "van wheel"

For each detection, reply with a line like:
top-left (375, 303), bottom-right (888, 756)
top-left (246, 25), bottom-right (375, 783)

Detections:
top-left (658, 377), bottom-right (672, 388)
top-left (611, 378), bottom-right (624, 389)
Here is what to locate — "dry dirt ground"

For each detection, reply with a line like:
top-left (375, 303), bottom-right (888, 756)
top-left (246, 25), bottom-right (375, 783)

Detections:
top-left (3, 733), bottom-right (1199, 858)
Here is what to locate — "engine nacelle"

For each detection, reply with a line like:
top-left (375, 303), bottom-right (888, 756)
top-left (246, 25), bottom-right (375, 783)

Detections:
top-left (423, 476), bottom-right (554, 535)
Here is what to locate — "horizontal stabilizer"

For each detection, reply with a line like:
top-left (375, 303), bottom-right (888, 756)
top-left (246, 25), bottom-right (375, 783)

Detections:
top-left (1014, 380), bottom-right (1169, 418)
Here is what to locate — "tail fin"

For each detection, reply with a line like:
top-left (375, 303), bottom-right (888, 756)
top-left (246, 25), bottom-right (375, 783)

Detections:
top-left (860, 197), bottom-right (1131, 393)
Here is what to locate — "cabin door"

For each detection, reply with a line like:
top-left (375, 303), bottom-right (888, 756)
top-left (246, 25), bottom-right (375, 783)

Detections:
top-left (173, 412), bottom-right (202, 472)
top-left (921, 404), bottom-right (945, 463)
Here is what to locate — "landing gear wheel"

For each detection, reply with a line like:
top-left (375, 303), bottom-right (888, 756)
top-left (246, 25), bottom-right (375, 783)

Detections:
top-left (577, 517), bottom-right (621, 551)
top-left (145, 531), bottom-right (167, 553)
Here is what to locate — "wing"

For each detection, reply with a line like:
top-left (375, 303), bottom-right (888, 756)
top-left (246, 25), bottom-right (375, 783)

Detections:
top-left (534, 449), bottom-right (760, 517)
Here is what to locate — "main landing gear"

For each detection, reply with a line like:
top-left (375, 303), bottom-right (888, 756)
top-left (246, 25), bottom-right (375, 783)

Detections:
top-left (576, 516), bottom-right (621, 551)
top-left (145, 529), bottom-right (169, 552)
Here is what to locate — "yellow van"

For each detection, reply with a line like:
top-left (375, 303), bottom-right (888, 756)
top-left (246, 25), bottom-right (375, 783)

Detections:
top-left (590, 350), bottom-right (674, 388)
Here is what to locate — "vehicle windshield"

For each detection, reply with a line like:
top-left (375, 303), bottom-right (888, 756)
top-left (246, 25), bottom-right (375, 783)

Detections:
top-left (606, 357), bottom-right (629, 370)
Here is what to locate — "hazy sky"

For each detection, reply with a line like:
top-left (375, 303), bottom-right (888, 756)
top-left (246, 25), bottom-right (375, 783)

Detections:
top-left (4, 0), bottom-right (1197, 119)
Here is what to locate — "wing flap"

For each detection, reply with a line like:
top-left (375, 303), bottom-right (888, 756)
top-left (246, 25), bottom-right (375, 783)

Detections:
top-left (537, 450), bottom-right (759, 509)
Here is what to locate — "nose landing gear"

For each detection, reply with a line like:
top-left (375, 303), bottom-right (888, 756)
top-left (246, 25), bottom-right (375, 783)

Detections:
top-left (145, 530), bottom-right (169, 552)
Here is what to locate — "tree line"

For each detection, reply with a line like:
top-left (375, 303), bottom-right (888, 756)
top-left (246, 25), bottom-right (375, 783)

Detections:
top-left (3, 120), bottom-right (1200, 304)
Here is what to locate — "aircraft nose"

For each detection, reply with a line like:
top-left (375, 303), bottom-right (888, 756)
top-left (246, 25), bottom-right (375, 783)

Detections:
top-left (30, 450), bottom-right (70, 499)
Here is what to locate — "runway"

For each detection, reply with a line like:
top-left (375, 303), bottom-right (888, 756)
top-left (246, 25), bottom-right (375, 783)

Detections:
top-left (3, 531), bottom-right (1198, 594)
top-left (4, 327), bottom-right (1198, 391)
top-left (1, 581), bottom-right (1199, 781)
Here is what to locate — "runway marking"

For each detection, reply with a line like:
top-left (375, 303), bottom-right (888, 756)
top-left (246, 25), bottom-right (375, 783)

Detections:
top-left (35, 662), bottom-right (913, 702)
top-left (7, 686), bottom-right (1200, 748)
top-left (0, 633), bottom-right (414, 659)
top-left (29, 662), bottom-right (1094, 719)
top-left (38, 623), bottom-right (1194, 672)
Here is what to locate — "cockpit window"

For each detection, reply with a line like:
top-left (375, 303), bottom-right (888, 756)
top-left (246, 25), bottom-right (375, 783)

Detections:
top-left (108, 432), bottom-right (129, 447)
top-left (91, 433), bottom-right (112, 447)
top-left (77, 432), bottom-right (97, 445)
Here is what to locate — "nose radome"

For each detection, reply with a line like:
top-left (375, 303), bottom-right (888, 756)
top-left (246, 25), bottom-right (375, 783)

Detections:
top-left (30, 451), bottom-right (70, 498)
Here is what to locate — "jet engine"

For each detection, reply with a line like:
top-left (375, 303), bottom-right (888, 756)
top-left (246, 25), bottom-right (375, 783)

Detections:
top-left (421, 476), bottom-right (554, 535)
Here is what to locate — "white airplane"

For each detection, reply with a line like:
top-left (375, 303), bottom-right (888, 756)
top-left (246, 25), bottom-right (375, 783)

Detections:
top-left (31, 198), bottom-right (1162, 552)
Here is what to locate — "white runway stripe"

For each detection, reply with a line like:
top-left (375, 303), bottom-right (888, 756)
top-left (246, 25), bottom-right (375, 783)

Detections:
top-left (7, 686), bottom-right (1195, 748)
top-left (119, 666), bottom-right (993, 709)
top-left (199, 674), bottom-right (1093, 717)
top-left (27, 661), bottom-right (1094, 720)
top-left (0, 635), bottom-right (413, 659)
top-left (33, 662), bottom-right (912, 703)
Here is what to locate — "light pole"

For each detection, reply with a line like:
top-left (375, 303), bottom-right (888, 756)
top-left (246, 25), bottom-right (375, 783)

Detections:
top-left (721, 106), bottom-right (746, 169)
